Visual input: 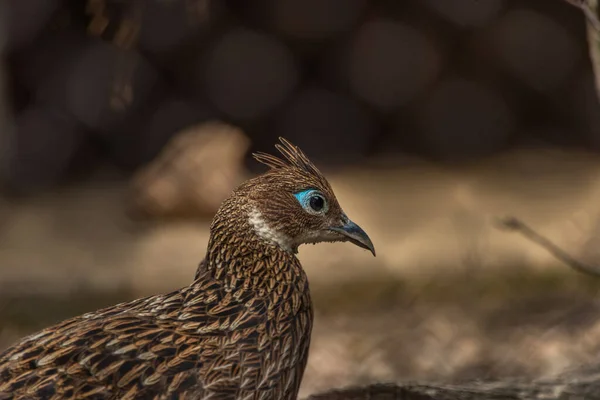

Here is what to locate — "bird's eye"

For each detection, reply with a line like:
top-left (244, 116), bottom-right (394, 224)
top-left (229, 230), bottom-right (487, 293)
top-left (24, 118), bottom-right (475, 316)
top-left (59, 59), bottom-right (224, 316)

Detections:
top-left (309, 194), bottom-right (325, 212)
top-left (294, 189), bottom-right (329, 215)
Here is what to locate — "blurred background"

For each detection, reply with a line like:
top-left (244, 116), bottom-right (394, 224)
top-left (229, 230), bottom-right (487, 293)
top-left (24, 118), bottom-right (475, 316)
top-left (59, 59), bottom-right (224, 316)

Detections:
top-left (3, 0), bottom-right (600, 397)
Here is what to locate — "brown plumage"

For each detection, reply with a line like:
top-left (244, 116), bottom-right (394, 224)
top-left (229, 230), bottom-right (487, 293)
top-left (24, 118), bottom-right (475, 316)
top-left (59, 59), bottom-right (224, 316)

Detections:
top-left (0, 138), bottom-right (375, 400)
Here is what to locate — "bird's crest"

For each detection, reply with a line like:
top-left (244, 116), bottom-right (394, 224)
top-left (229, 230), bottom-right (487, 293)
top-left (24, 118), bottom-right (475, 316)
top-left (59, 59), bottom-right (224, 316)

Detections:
top-left (253, 137), bottom-right (322, 178)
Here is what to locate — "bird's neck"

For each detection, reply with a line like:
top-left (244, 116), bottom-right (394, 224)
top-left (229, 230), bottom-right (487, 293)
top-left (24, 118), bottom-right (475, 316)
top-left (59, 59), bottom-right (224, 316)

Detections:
top-left (202, 206), bottom-right (305, 289)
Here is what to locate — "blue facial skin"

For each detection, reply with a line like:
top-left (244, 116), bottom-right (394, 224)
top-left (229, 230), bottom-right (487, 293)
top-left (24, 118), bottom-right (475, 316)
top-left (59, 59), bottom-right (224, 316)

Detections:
top-left (294, 189), bottom-right (314, 206)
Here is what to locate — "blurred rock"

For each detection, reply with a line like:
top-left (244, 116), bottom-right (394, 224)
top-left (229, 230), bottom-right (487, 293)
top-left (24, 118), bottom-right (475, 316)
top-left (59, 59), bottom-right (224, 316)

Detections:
top-left (0, 2), bottom-right (6, 53)
top-left (275, 86), bottom-right (377, 165)
top-left (203, 28), bottom-right (299, 121)
top-left (11, 30), bottom-right (89, 93)
top-left (516, 126), bottom-right (581, 149)
top-left (138, 0), bottom-right (220, 58)
top-left (571, 70), bottom-right (600, 149)
top-left (271, 0), bottom-right (367, 40)
top-left (346, 19), bottom-right (441, 113)
top-left (129, 121), bottom-right (250, 219)
top-left (65, 41), bottom-right (160, 134)
top-left (372, 128), bottom-right (428, 166)
top-left (2, 105), bottom-right (85, 194)
top-left (423, 0), bottom-right (505, 28)
top-left (487, 8), bottom-right (580, 93)
top-left (24, 35), bottom-right (161, 134)
top-left (415, 78), bottom-right (515, 160)
top-left (5, 0), bottom-right (61, 51)
top-left (107, 94), bottom-right (215, 170)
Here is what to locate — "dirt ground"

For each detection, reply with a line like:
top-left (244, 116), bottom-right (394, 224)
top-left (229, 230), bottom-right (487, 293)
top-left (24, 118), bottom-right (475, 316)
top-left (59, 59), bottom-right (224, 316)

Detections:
top-left (2, 147), bottom-right (600, 397)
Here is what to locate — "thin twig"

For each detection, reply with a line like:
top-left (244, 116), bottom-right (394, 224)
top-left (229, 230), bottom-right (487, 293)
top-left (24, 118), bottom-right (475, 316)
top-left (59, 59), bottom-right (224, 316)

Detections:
top-left (495, 216), bottom-right (600, 278)
top-left (564, 0), bottom-right (600, 32)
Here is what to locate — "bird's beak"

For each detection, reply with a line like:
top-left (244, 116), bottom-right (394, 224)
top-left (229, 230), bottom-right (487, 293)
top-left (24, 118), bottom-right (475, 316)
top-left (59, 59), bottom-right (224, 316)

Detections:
top-left (329, 219), bottom-right (376, 257)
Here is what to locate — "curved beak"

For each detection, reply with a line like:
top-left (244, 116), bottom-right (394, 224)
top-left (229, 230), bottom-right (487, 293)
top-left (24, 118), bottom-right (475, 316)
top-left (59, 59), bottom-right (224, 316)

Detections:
top-left (329, 218), bottom-right (376, 257)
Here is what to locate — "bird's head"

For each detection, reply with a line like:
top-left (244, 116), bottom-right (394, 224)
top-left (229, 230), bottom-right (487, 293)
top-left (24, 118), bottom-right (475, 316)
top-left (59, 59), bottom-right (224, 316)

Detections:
top-left (228, 137), bottom-right (375, 256)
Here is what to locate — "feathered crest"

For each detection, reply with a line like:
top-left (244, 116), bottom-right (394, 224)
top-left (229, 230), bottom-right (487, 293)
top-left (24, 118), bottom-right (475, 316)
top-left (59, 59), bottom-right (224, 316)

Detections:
top-left (253, 137), bottom-right (322, 177)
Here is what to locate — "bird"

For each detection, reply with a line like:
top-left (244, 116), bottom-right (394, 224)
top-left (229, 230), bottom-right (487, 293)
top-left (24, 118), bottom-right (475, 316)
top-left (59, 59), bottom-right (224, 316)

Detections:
top-left (0, 137), bottom-right (375, 400)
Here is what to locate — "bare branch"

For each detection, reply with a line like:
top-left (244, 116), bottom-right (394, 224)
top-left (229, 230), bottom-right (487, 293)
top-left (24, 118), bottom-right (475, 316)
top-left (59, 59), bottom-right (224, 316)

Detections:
top-left (564, 0), bottom-right (600, 31)
top-left (563, 0), bottom-right (600, 99)
top-left (495, 216), bottom-right (600, 278)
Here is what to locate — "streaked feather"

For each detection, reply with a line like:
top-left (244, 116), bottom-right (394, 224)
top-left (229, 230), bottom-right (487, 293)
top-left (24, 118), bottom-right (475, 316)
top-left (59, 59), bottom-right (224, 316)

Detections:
top-left (0, 138), bottom-right (353, 399)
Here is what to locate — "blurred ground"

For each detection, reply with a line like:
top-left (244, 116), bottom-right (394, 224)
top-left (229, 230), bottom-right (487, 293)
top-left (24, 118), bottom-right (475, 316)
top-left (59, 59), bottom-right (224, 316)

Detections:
top-left (3, 145), bottom-right (600, 397)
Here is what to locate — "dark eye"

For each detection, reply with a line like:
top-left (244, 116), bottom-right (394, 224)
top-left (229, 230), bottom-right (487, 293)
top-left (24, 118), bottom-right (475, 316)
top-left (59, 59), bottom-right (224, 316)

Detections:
top-left (309, 195), bottom-right (325, 212)
top-left (294, 189), bottom-right (329, 215)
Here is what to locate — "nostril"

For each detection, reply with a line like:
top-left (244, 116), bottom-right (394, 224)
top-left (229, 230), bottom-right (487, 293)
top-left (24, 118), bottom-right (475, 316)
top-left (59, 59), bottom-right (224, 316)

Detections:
top-left (341, 213), bottom-right (349, 225)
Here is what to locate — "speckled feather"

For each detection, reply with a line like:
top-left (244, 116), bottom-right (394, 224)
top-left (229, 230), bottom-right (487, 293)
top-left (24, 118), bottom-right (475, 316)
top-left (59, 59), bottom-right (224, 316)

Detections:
top-left (0, 138), bottom-right (354, 400)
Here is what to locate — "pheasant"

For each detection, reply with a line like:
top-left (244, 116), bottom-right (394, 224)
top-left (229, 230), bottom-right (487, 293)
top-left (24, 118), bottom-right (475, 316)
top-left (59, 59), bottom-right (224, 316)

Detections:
top-left (0, 138), bottom-right (375, 400)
